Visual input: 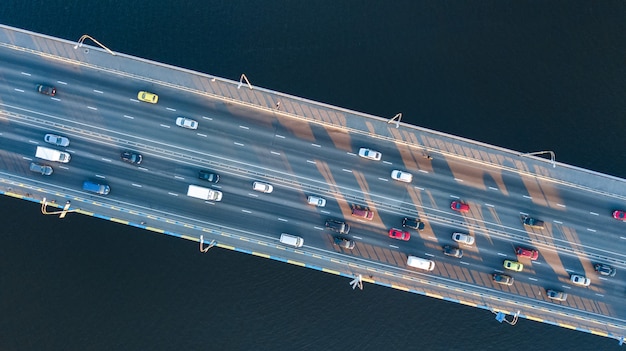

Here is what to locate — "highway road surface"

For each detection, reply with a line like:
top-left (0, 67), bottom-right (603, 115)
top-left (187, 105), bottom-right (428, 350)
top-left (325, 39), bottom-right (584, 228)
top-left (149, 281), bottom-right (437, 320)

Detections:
top-left (1, 25), bottom-right (626, 343)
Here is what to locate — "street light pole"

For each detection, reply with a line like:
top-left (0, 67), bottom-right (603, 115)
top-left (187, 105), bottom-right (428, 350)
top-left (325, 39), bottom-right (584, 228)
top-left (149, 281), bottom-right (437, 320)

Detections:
top-left (520, 150), bottom-right (556, 168)
top-left (40, 198), bottom-right (76, 218)
top-left (74, 34), bottom-right (116, 56)
top-left (387, 113), bottom-right (402, 129)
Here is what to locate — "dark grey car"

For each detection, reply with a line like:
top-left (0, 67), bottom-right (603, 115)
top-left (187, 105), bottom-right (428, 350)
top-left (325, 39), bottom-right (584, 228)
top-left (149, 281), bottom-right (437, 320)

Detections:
top-left (443, 245), bottom-right (463, 258)
top-left (198, 170), bottom-right (220, 183)
top-left (121, 151), bottom-right (143, 165)
top-left (594, 263), bottom-right (616, 277)
top-left (521, 215), bottom-right (545, 229)
top-left (29, 162), bottom-right (53, 176)
top-left (333, 236), bottom-right (355, 250)
top-left (402, 217), bottom-right (425, 230)
top-left (325, 220), bottom-right (350, 234)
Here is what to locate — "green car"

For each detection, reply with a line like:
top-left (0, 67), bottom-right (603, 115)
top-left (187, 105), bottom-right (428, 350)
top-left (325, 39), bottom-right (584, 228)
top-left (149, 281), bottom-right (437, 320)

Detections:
top-left (503, 260), bottom-right (523, 272)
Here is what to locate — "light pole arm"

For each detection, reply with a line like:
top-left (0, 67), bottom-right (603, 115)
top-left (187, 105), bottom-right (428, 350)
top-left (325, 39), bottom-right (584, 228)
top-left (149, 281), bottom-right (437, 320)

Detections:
top-left (520, 150), bottom-right (556, 168)
top-left (74, 34), bottom-right (115, 56)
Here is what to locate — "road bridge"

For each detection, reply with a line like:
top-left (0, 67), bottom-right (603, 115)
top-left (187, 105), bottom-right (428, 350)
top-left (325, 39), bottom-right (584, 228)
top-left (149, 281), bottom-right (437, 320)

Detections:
top-left (1, 24), bottom-right (625, 343)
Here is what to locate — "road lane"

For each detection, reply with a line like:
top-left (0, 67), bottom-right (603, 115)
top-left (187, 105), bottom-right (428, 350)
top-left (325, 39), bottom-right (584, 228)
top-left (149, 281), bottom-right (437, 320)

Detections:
top-left (3, 27), bottom-right (626, 340)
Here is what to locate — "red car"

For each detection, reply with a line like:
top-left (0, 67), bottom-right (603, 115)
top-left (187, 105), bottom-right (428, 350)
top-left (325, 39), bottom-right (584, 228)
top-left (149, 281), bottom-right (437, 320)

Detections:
top-left (515, 247), bottom-right (539, 260)
top-left (613, 210), bottom-right (626, 221)
top-left (451, 201), bottom-right (470, 213)
top-left (389, 228), bottom-right (411, 241)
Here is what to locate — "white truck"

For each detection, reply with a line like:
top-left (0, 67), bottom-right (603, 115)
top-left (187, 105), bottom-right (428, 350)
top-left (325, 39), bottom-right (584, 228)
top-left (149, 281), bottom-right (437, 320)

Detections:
top-left (35, 146), bottom-right (71, 163)
top-left (187, 184), bottom-right (222, 202)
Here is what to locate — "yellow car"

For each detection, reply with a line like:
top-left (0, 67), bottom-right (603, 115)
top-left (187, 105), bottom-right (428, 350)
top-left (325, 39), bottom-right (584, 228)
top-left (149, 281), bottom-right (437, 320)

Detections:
top-left (503, 260), bottom-right (524, 272)
top-left (137, 91), bottom-right (158, 104)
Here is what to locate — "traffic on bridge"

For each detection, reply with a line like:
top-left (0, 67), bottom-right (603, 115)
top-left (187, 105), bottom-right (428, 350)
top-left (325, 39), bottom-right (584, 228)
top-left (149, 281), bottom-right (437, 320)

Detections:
top-left (1, 24), bottom-right (625, 343)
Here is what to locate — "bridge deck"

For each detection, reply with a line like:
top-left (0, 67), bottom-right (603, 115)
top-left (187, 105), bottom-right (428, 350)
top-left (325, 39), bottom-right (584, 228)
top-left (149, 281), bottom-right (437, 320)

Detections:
top-left (1, 24), bottom-right (625, 342)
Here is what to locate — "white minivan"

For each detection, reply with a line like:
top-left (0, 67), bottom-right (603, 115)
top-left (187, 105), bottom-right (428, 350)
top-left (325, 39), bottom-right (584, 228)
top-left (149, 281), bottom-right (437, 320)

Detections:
top-left (280, 233), bottom-right (304, 248)
top-left (407, 256), bottom-right (435, 271)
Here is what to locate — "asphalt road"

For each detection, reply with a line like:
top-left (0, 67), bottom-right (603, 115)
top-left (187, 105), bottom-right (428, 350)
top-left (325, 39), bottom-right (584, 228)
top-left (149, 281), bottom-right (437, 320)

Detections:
top-left (1, 31), bottom-right (626, 336)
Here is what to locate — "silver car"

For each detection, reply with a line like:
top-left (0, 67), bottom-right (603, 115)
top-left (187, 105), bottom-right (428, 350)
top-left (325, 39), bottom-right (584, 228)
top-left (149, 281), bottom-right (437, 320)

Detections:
top-left (546, 289), bottom-right (567, 301)
top-left (358, 148), bottom-right (382, 161)
top-left (175, 117), bottom-right (198, 130)
top-left (452, 232), bottom-right (475, 245)
top-left (307, 195), bottom-right (326, 207)
top-left (391, 170), bottom-right (413, 183)
top-left (570, 274), bottom-right (590, 287)
top-left (492, 273), bottom-right (514, 286)
top-left (252, 181), bottom-right (273, 193)
top-left (44, 134), bottom-right (70, 147)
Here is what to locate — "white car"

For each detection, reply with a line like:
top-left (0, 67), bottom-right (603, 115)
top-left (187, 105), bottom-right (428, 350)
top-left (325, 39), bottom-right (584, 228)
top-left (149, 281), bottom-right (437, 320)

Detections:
top-left (570, 274), bottom-right (590, 287)
top-left (307, 195), bottom-right (326, 207)
top-left (358, 148), bottom-right (382, 161)
top-left (44, 134), bottom-right (70, 147)
top-left (175, 117), bottom-right (198, 130)
top-left (452, 232), bottom-right (475, 245)
top-left (391, 170), bottom-right (412, 183)
top-left (252, 181), bottom-right (273, 193)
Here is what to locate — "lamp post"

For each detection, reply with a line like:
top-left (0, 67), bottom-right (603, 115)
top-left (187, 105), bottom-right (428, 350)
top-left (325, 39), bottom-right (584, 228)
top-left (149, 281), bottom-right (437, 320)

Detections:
top-left (237, 73), bottom-right (252, 89)
top-left (41, 198), bottom-right (76, 218)
top-left (199, 235), bottom-right (216, 252)
top-left (520, 150), bottom-right (556, 168)
top-left (74, 34), bottom-right (115, 56)
top-left (387, 113), bottom-right (402, 129)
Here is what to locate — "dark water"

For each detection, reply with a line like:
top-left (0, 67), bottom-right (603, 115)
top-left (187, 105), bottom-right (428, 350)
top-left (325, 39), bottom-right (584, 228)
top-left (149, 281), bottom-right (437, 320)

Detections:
top-left (1, 1), bottom-right (625, 350)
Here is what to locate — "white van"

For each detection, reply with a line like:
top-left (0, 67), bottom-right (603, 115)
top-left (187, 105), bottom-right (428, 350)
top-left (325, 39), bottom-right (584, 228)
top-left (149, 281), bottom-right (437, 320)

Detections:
top-left (35, 146), bottom-right (71, 163)
top-left (187, 184), bottom-right (223, 201)
top-left (407, 256), bottom-right (435, 271)
top-left (280, 233), bottom-right (304, 248)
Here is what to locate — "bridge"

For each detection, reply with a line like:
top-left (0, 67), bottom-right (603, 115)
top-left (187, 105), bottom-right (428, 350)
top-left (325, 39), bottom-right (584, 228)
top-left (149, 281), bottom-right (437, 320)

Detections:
top-left (1, 24), bottom-right (625, 343)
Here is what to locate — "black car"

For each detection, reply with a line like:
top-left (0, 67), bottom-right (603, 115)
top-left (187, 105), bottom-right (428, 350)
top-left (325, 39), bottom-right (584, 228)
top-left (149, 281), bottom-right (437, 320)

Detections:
top-left (121, 151), bottom-right (143, 165)
top-left (402, 217), bottom-right (425, 230)
top-left (443, 245), bottom-right (463, 258)
top-left (521, 215), bottom-right (545, 229)
top-left (325, 220), bottom-right (350, 234)
top-left (37, 84), bottom-right (56, 96)
top-left (333, 236), bottom-right (355, 250)
top-left (198, 170), bottom-right (220, 183)
top-left (594, 263), bottom-right (617, 277)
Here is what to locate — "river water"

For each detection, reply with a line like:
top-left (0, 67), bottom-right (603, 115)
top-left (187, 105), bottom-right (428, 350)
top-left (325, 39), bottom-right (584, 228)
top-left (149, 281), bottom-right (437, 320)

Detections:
top-left (0, 1), bottom-right (625, 350)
